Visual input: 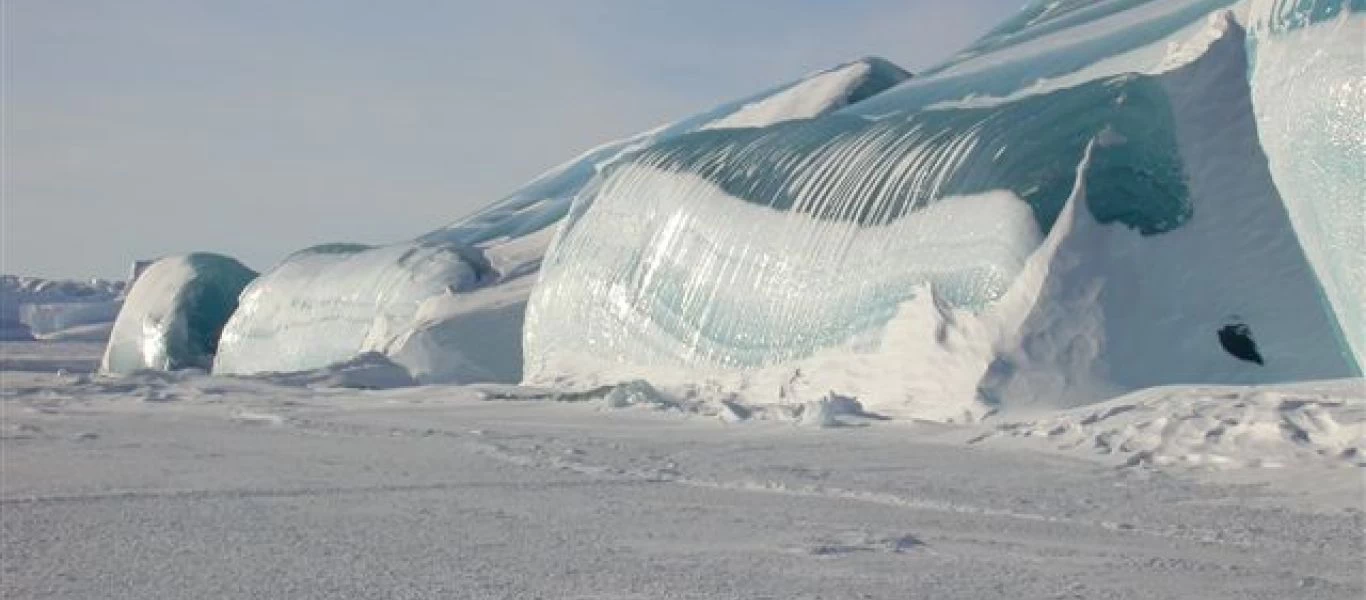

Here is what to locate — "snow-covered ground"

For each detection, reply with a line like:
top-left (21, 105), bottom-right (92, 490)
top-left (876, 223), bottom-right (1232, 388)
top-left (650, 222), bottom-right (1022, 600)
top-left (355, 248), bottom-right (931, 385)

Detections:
top-left (3, 341), bottom-right (1362, 599)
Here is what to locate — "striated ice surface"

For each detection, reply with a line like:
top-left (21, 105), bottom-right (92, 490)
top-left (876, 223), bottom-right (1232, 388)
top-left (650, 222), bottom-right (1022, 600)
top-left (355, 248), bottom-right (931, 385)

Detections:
top-left (420, 57), bottom-right (910, 248)
top-left (1245, 0), bottom-right (1365, 370)
top-left (524, 0), bottom-right (1363, 414)
top-left (212, 58), bottom-right (910, 379)
top-left (101, 254), bottom-right (257, 374)
top-left (213, 242), bottom-right (483, 376)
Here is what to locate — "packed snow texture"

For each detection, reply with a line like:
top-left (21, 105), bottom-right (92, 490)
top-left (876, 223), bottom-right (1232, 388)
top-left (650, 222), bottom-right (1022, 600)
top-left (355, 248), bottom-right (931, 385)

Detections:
top-left (102, 254), bottom-right (257, 374)
top-left (2, 342), bottom-right (1363, 599)
top-left (972, 379), bottom-right (1365, 470)
top-left (525, 0), bottom-right (1364, 418)
top-left (212, 58), bottom-right (909, 380)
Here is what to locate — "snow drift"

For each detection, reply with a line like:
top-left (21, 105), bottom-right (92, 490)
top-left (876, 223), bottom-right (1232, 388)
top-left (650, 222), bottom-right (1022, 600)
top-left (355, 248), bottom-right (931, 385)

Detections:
top-left (102, 254), bottom-right (257, 374)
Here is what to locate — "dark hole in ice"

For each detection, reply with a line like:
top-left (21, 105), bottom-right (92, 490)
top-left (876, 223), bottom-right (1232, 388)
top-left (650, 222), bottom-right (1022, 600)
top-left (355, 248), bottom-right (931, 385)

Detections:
top-left (1217, 322), bottom-right (1264, 365)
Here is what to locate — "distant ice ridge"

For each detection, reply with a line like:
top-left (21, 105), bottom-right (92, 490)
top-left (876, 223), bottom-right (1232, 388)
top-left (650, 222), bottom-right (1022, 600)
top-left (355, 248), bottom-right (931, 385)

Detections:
top-left (103, 254), bottom-right (257, 375)
top-left (211, 58), bottom-right (910, 381)
top-left (0, 275), bottom-right (124, 341)
top-left (525, 0), bottom-right (1363, 418)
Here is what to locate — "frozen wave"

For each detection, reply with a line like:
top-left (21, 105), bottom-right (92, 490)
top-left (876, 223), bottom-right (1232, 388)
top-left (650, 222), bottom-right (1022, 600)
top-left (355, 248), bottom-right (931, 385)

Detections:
top-left (213, 242), bottom-right (483, 376)
top-left (1245, 0), bottom-right (1366, 369)
top-left (102, 254), bottom-right (256, 375)
top-left (525, 4), bottom-right (1361, 417)
top-left (210, 58), bottom-right (910, 380)
top-left (421, 57), bottom-right (911, 248)
top-left (128, 0), bottom-right (1362, 422)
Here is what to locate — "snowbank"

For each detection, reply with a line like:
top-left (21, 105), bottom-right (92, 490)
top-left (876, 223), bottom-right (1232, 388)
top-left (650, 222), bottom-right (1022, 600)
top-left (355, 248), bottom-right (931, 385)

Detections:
top-left (972, 379), bottom-right (1365, 470)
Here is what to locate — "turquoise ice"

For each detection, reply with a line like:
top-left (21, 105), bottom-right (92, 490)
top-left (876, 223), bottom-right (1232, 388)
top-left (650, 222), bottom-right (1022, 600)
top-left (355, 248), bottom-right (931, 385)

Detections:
top-left (101, 254), bottom-right (257, 374)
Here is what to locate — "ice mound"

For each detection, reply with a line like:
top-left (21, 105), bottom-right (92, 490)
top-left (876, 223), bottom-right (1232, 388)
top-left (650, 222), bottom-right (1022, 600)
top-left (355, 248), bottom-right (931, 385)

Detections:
top-left (213, 58), bottom-right (911, 381)
top-left (101, 254), bottom-right (257, 374)
top-left (525, 3), bottom-right (1363, 418)
top-left (213, 242), bottom-right (484, 376)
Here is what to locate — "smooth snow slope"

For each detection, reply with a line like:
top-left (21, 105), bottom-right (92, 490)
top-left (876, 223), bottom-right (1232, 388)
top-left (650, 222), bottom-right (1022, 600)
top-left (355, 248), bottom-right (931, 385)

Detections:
top-left (212, 58), bottom-right (910, 382)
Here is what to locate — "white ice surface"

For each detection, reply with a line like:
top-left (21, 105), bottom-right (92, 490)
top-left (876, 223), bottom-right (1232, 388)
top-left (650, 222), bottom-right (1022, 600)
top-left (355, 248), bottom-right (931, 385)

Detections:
top-left (701, 61), bottom-right (874, 130)
top-left (2, 341), bottom-right (1362, 599)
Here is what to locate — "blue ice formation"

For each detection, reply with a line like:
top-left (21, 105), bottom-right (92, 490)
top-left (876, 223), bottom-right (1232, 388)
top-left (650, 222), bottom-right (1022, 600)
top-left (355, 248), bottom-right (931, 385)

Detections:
top-left (213, 241), bottom-right (485, 376)
top-left (212, 58), bottom-right (910, 380)
top-left (420, 57), bottom-right (911, 248)
top-left (1245, 0), bottom-right (1366, 370)
top-left (197, 0), bottom-right (1360, 416)
top-left (523, 0), bottom-right (1364, 410)
top-left (101, 254), bottom-right (257, 374)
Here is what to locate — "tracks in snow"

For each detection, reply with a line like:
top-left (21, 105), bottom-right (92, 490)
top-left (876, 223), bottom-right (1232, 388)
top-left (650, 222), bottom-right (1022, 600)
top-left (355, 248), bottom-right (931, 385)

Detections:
top-left (272, 410), bottom-right (1262, 551)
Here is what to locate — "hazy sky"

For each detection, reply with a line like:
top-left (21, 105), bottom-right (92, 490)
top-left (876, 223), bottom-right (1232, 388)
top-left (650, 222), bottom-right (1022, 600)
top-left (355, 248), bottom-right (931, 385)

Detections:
top-left (3, 0), bottom-right (1020, 279)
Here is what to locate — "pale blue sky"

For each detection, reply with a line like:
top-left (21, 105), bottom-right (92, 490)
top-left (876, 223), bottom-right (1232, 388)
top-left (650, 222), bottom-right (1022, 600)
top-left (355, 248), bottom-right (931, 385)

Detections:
top-left (3, 0), bottom-right (1020, 278)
